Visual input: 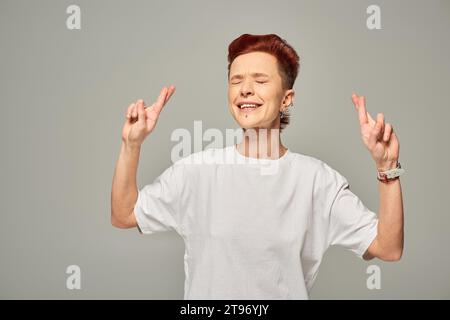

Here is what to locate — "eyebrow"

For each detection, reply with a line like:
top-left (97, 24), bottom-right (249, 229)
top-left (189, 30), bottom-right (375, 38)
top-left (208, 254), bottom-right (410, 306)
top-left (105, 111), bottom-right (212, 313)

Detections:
top-left (229, 72), bottom-right (270, 81)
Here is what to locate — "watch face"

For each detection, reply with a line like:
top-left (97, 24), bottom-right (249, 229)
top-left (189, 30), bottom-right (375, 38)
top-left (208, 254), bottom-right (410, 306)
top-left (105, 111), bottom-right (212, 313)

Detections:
top-left (378, 167), bottom-right (404, 181)
top-left (387, 168), bottom-right (404, 178)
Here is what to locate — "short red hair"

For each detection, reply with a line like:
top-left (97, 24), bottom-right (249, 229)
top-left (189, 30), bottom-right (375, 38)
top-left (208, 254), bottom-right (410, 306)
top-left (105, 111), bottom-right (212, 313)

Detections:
top-left (227, 34), bottom-right (300, 89)
top-left (227, 34), bottom-right (300, 129)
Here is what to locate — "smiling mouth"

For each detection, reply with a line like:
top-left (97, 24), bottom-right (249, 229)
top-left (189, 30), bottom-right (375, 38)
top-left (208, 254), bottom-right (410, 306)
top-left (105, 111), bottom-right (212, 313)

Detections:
top-left (237, 103), bottom-right (263, 111)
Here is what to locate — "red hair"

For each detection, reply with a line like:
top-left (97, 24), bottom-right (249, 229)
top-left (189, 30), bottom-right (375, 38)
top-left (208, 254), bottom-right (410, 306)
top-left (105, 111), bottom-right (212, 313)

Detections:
top-left (227, 34), bottom-right (300, 129)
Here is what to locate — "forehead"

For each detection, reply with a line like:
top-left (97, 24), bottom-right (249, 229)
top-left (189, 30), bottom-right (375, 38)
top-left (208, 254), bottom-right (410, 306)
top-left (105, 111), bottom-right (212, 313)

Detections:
top-left (229, 51), bottom-right (279, 76)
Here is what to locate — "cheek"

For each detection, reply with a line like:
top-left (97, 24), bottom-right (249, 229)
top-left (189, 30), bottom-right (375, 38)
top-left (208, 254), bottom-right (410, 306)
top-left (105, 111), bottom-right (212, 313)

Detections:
top-left (227, 87), bottom-right (234, 99)
top-left (227, 88), bottom-right (241, 107)
top-left (227, 88), bottom-right (237, 110)
top-left (259, 86), bottom-right (280, 105)
top-left (228, 85), bottom-right (238, 94)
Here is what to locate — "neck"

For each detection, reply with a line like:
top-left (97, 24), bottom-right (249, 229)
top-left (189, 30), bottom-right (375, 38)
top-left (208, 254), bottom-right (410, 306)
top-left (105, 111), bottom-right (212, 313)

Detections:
top-left (236, 127), bottom-right (287, 159)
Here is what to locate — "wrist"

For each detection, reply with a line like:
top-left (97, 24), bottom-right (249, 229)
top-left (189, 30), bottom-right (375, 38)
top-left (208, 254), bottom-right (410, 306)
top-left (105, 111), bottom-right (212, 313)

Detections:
top-left (122, 140), bottom-right (141, 153)
top-left (376, 160), bottom-right (404, 183)
top-left (376, 160), bottom-right (398, 172)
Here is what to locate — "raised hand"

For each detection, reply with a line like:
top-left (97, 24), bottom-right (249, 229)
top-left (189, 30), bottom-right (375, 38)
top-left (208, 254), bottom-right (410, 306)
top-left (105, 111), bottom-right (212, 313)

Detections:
top-left (351, 93), bottom-right (400, 171)
top-left (122, 85), bottom-right (176, 148)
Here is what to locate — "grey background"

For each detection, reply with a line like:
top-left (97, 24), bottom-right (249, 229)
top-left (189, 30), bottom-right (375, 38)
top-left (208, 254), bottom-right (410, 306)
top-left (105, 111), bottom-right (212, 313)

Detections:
top-left (0, 0), bottom-right (449, 299)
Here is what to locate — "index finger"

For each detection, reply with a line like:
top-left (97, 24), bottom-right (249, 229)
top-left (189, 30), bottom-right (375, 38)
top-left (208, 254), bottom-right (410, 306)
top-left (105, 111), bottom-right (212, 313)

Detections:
top-left (162, 85), bottom-right (176, 107)
top-left (154, 86), bottom-right (169, 114)
top-left (165, 85), bottom-right (176, 103)
top-left (357, 95), bottom-right (369, 125)
top-left (358, 96), bottom-right (375, 125)
top-left (352, 94), bottom-right (375, 126)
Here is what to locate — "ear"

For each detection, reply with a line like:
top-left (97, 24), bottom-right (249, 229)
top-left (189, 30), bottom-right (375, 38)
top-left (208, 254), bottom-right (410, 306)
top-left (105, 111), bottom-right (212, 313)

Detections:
top-left (282, 89), bottom-right (295, 107)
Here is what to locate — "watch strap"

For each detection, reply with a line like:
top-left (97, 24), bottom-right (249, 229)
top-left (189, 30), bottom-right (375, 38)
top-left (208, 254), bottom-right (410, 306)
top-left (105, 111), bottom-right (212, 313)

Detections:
top-left (377, 162), bottom-right (405, 182)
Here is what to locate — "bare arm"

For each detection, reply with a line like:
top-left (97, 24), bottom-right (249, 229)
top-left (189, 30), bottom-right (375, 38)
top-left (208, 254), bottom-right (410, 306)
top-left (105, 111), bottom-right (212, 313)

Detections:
top-left (110, 142), bottom-right (141, 228)
top-left (351, 94), bottom-right (404, 261)
top-left (110, 85), bottom-right (176, 229)
top-left (363, 173), bottom-right (404, 261)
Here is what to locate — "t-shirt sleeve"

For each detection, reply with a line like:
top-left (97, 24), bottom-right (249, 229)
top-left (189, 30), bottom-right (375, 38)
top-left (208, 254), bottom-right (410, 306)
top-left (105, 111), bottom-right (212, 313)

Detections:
top-left (320, 162), bottom-right (379, 260)
top-left (133, 162), bottom-right (184, 235)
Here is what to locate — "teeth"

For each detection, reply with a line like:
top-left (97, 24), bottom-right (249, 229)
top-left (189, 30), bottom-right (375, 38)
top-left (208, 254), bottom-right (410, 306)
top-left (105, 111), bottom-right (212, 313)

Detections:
top-left (240, 104), bottom-right (259, 108)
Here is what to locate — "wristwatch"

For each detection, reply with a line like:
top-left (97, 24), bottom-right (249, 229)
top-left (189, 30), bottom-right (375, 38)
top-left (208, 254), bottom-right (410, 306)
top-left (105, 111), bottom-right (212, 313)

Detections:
top-left (377, 162), bottom-right (405, 182)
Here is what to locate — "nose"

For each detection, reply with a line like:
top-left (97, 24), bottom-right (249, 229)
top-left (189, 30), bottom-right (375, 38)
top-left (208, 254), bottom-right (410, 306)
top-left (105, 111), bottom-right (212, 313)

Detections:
top-left (240, 79), bottom-right (254, 97)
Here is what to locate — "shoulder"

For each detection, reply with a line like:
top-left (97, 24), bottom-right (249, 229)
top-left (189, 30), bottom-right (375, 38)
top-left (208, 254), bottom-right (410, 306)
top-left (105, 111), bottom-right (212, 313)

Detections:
top-left (288, 151), bottom-right (323, 169)
top-left (288, 151), bottom-right (348, 187)
top-left (287, 151), bottom-right (334, 174)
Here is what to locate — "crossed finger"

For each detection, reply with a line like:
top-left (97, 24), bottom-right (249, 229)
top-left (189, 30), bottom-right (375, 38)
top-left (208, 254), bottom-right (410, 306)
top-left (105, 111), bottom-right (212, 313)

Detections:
top-left (351, 94), bottom-right (376, 126)
top-left (126, 85), bottom-right (176, 119)
top-left (154, 86), bottom-right (171, 114)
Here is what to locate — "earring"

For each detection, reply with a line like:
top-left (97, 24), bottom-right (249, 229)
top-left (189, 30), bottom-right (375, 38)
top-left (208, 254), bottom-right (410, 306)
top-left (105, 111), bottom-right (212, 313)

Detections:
top-left (280, 103), bottom-right (293, 118)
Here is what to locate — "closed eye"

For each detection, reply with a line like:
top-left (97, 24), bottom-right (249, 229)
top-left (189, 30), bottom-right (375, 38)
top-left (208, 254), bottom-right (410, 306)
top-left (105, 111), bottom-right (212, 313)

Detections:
top-left (229, 80), bottom-right (267, 85)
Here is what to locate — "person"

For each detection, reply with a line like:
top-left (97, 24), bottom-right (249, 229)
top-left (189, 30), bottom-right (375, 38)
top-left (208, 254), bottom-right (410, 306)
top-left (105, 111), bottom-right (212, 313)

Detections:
top-left (111, 34), bottom-right (404, 299)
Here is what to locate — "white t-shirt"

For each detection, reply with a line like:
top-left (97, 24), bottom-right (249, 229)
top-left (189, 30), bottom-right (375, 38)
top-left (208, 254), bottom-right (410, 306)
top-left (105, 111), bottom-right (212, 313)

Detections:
top-left (133, 145), bottom-right (378, 299)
